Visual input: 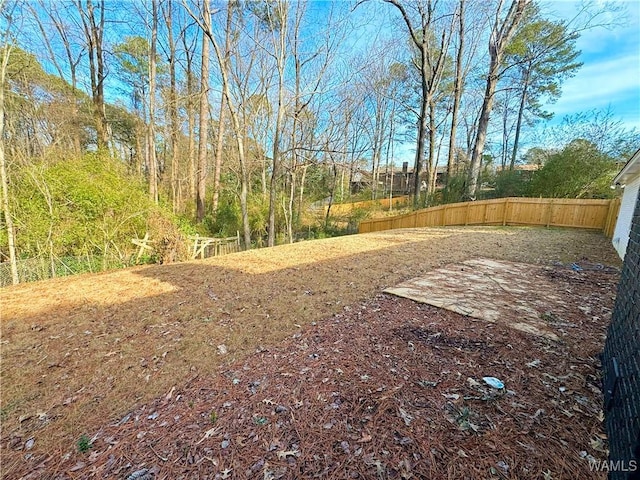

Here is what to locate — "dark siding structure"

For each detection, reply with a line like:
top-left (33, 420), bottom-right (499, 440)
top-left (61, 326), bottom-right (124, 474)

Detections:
top-left (603, 189), bottom-right (640, 479)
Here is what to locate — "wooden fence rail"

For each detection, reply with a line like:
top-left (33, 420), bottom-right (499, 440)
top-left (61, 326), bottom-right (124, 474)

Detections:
top-left (323, 195), bottom-right (410, 216)
top-left (358, 197), bottom-right (621, 237)
top-left (189, 233), bottom-right (241, 259)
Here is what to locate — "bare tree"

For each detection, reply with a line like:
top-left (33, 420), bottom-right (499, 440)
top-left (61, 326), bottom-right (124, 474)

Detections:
top-left (466, 0), bottom-right (529, 199)
top-left (266, 1), bottom-right (288, 247)
top-left (26, 1), bottom-right (83, 152)
top-left (74, 0), bottom-right (110, 150)
top-left (147, 0), bottom-right (159, 203)
top-left (211, 0), bottom-right (233, 216)
top-left (382, 0), bottom-right (454, 207)
top-left (179, 19), bottom-right (198, 202)
top-left (184, 0), bottom-right (251, 247)
top-left (446, 0), bottom-right (464, 181)
top-left (162, 0), bottom-right (181, 211)
top-left (0, 1), bottom-right (19, 284)
top-left (195, 0), bottom-right (210, 222)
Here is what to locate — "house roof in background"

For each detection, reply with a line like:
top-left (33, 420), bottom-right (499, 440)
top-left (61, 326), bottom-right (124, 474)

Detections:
top-left (613, 148), bottom-right (640, 186)
top-left (495, 164), bottom-right (540, 173)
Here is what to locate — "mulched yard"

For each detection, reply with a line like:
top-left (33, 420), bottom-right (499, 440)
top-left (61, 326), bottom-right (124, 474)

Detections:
top-left (0, 227), bottom-right (621, 479)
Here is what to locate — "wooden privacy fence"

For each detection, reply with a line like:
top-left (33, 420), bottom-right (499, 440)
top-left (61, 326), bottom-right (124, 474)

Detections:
top-left (325, 195), bottom-right (409, 216)
top-left (358, 197), bottom-right (621, 237)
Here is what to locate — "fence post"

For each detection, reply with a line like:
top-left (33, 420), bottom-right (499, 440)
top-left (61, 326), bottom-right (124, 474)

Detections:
top-left (502, 199), bottom-right (509, 226)
top-left (546, 199), bottom-right (553, 228)
top-left (192, 234), bottom-right (199, 259)
top-left (604, 198), bottom-right (620, 237)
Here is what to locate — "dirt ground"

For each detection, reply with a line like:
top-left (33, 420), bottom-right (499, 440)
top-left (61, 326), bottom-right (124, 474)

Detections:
top-left (0, 226), bottom-right (621, 479)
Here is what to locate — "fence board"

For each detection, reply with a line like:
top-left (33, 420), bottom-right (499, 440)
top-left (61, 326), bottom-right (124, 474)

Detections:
top-left (324, 195), bottom-right (409, 216)
top-left (358, 197), bottom-right (620, 237)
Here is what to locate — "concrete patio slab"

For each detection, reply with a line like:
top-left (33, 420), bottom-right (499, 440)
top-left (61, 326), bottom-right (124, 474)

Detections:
top-left (384, 258), bottom-right (563, 340)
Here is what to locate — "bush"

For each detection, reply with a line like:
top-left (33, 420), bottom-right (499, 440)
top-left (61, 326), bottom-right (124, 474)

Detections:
top-left (529, 140), bottom-right (619, 199)
top-left (7, 152), bottom-right (178, 262)
top-left (493, 170), bottom-right (530, 198)
top-left (440, 174), bottom-right (468, 204)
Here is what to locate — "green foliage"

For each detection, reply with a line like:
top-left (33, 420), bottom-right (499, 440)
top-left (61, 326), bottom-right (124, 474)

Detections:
top-left (248, 192), bottom-right (270, 241)
top-left (345, 208), bottom-right (370, 234)
top-left (528, 140), bottom-right (618, 199)
top-left (76, 435), bottom-right (92, 453)
top-left (113, 36), bottom-right (168, 112)
top-left (304, 164), bottom-right (334, 202)
top-left (9, 152), bottom-right (175, 260)
top-left (493, 170), bottom-right (530, 197)
top-left (5, 46), bottom-right (95, 152)
top-left (247, 0), bottom-right (286, 31)
top-left (440, 174), bottom-right (468, 204)
top-left (504, 5), bottom-right (582, 110)
top-left (205, 193), bottom-right (242, 238)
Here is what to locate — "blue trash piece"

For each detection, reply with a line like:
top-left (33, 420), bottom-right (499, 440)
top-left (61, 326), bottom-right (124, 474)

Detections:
top-left (482, 376), bottom-right (505, 389)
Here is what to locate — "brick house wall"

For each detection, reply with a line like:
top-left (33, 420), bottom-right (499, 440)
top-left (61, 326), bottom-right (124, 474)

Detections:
top-left (603, 188), bottom-right (640, 479)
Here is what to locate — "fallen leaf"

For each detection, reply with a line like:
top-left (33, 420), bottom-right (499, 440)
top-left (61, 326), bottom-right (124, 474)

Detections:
top-left (398, 407), bottom-right (413, 426)
top-left (442, 393), bottom-right (460, 400)
top-left (590, 436), bottom-right (608, 453)
top-left (69, 462), bottom-right (86, 472)
top-left (196, 427), bottom-right (219, 445)
top-left (277, 449), bottom-right (299, 459)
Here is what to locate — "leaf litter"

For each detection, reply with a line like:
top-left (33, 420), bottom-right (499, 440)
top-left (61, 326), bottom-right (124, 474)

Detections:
top-left (1, 228), bottom-right (620, 479)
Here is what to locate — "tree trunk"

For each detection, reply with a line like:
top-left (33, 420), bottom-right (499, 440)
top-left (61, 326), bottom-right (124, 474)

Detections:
top-left (500, 90), bottom-right (510, 170)
top-left (371, 101), bottom-right (385, 201)
top-left (447, 0), bottom-right (465, 183)
top-left (413, 76), bottom-right (428, 207)
top-left (467, 74), bottom-right (496, 199)
top-left (268, 2), bottom-right (288, 247)
top-left (0, 42), bottom-right (19, 284)
top-left (147, 0), bottom-right (159, 204)
top-left (510, 66), bottom-right (530, 170)
top-left (182, 32), bottom-right (197, 202)
top-left (212, 94), bottom-right (226, 214)
top-left (467, 0), bottom-right (529, 199)
top-left (287, 170), bottom-right (295, 243)
top-left (212, 0), bottom-right (233, 216)
top-left (165, 0), bottom-right (180, 212)
top-left (195, 0), bottom-right (211, 222)
top-left (427, 99), bottom-right (437, 200)
top-left (324, 157), bottom-right (338, 229)
top-left (86, 0), bottom-right (109, 150)
top-left (192, 4), bottom-right (252, 248)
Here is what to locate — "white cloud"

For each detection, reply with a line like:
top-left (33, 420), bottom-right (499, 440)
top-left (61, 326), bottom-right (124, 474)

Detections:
top-left (553, 54), bottom-right (639, 105)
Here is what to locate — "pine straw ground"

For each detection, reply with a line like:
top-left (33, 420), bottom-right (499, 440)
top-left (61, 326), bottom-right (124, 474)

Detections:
top-left (0, 227), bottom-right (622, 479)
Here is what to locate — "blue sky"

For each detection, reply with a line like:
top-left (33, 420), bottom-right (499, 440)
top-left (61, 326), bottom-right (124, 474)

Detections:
top-left (540, 0), bottom-right (640, 130)
top-left (378, 0), bottom-right (640, 163)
